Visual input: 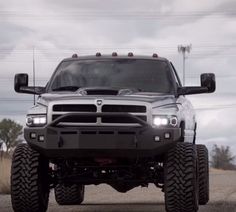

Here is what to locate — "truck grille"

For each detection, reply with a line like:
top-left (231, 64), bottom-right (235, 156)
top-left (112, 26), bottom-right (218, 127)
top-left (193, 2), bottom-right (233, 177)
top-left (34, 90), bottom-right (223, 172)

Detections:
top-left (51, 103), bottom-right (148, 125)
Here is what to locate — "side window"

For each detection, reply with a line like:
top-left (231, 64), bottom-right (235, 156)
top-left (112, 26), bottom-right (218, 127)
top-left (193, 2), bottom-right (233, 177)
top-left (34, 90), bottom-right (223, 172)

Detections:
top-left (170, 62), bottom-right (182, 87)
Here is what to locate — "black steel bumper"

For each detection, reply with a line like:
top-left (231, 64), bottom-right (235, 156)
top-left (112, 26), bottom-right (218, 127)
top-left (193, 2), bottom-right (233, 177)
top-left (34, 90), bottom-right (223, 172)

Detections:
top-left (24, 113), bottom-right (181, 158)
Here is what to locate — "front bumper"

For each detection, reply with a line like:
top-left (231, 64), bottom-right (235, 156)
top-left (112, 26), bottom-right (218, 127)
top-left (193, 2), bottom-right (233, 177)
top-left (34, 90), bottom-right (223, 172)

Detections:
top-left (24, 113), bottom-right (181, 158)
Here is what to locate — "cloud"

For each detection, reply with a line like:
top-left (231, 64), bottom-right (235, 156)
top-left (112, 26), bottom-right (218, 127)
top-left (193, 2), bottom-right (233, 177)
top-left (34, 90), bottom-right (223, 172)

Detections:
top-left (0, 0), bottom-right (236, 153)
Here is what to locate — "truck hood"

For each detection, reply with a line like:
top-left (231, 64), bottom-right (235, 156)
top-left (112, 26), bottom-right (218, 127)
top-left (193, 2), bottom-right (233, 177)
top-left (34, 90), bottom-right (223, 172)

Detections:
top-left (38, 92), bottom-right (178, 108)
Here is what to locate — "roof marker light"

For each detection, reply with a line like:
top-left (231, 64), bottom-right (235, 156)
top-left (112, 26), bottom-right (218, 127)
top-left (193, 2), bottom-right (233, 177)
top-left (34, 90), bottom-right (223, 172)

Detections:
top-left (152, 53), bottom-right (158, 58)
top-left (112, 52), bottom-right (118, 56)
top-left (128, 52), bottom-right (133, 57)
top-left (72, 54), bottom-right (78, 58)
top-left (96, 52), bottom-right (101, 57)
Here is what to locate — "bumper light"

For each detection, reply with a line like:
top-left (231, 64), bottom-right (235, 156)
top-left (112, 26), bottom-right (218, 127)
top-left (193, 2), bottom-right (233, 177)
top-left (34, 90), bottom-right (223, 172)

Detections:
top-left (38, 135), bottom-right (45, 142)
top-left (164, 132), bottom-right (171, 139)
top-left (30, 132), bottom-right (36, 139)
top-left (154, 136), bottom-right (161, 142)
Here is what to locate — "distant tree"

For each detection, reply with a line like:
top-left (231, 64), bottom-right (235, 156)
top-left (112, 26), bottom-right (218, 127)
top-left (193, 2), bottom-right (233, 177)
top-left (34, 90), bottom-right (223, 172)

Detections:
top-left (211, 144), bottom-right (236, 170)
top-left (0, 141), bottom-right (3, 159)
top-left (0, 119), bottom-right (23, 154)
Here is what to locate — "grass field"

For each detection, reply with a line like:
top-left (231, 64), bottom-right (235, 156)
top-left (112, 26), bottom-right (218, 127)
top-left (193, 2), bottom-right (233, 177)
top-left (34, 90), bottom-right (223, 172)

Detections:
top-left (0, 156), bottom-right (11, 194)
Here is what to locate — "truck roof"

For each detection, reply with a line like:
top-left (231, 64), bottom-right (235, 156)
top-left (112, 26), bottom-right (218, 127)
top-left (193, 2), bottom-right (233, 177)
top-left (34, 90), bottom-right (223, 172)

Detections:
top-left (62, 54), bottom-right (169, 62)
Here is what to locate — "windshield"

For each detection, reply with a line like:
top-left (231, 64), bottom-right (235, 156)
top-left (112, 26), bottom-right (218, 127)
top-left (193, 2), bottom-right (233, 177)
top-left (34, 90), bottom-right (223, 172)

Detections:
top-left (49, 59), bottom-right (174, 93)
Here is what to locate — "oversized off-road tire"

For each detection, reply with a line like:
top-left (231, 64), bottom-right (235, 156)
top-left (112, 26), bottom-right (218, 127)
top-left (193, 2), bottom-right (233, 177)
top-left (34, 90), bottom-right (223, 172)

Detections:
top-left (197, 144), bottom-right (209, 205)
top-left (11, 144), bottom-right (50, 212)
top-left (164, 143), bottom-right (199, 212)
top-left (55, 184), bottom-right (85, 205)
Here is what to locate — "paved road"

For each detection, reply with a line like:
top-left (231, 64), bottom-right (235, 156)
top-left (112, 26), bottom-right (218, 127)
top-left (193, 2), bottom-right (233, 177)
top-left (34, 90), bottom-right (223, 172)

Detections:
top-left (1, 170), bottom-right (236, 212)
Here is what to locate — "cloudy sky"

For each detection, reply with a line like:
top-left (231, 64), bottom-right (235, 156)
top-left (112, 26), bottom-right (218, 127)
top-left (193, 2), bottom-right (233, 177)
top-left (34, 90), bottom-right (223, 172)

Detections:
top-left (0, 0), bottom-right (236, 155)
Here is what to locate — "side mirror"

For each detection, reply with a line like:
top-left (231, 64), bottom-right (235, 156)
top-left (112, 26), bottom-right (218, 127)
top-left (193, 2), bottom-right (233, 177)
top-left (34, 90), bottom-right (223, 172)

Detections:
top-left (201, 73), bottom-right (216, 93)
top-left (14, 73), bottom-right (45, 95)
top-left (178, 73), bottom-right (216, 96)
top-left (14, 73), bottom-right (29, 92)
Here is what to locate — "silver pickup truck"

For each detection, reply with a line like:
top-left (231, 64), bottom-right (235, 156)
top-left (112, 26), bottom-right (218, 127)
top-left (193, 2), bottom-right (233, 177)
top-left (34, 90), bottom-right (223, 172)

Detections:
top-left (11, 53), bottom-right (215, 212)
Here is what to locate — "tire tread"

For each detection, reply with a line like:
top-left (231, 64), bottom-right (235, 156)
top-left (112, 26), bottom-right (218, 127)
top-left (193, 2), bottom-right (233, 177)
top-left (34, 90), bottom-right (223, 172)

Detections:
top-left (164, 143), bottom-right (198, 212)
top-left (11, 144), bottom-right (49, 212)
top-left (55, 184), bottom-right (84, 205)
top-left (197, 144), bottom-right (209, 205)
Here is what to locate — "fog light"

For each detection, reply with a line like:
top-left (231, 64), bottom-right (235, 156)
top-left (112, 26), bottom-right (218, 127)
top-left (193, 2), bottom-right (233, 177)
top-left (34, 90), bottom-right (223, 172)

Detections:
top-left (38, 135), bottom-right (45, 142)
top-left (164, 133), bottom-right (171, 139)
top-left (30, 132), bottom-right (36, 139)
top-left (170, 117), bottom-right (178, 127)
top-left (154, 136), bottom-right (160, 142)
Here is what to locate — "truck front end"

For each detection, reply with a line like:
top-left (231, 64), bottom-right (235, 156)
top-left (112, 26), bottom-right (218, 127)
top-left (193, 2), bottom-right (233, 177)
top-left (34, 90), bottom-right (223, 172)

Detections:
top-left (24, 95), bottom-right (181, 159)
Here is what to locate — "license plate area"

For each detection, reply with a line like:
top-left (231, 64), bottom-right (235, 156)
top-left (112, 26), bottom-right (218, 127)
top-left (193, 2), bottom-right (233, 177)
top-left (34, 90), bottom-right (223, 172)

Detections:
top-left (78, 131), bottom-right (137, 149)
top-left (45, 127), bottom-right (139, 149)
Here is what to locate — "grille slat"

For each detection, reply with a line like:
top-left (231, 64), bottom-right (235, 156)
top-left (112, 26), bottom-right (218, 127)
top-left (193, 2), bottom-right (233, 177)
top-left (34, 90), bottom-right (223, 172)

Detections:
top-left (102, 105), bottom-right (146, 113)
top-left (52, 115), bottom-right (96, 123)
top-left (101, 115), bottom-right (146, 124)
top-left (53, 104), bottom-right (96, 112)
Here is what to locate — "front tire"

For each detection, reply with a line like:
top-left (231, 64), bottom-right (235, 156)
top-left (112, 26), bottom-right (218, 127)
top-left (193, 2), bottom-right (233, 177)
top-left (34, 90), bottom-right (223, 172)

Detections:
top-left (197, 144), bottom-right (209, 205)
top-left (164, 143), bottom-right (199, 212)
top-left (55, 184), bottom-right (85, 205)
top-left (11, 144), bottom-right (50, 212)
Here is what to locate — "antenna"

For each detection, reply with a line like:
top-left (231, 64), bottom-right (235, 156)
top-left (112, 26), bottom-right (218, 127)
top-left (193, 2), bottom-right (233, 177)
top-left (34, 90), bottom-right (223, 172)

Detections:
top-left (33, 47), bottom-right (36, 105)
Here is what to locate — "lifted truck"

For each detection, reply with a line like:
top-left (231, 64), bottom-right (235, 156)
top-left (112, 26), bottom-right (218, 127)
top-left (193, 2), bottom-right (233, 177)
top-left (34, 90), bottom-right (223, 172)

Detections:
top-left (11, 53), bottom-right (215, 212)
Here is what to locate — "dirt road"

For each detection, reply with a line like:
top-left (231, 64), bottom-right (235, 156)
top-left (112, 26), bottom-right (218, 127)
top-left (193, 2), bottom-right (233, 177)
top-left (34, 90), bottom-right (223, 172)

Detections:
top-left (1, 169), bottom-right (236, 212)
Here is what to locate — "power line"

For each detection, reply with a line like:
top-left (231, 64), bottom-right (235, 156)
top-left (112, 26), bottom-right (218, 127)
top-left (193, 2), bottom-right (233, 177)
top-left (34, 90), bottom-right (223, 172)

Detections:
top-left (0, 45), bottom-right (235, 51)
top-left (33, 47), bottom-right (36, 105)
top-left (196, 104), bottom-right (236, 110)
top-left (0, 47), bottom-right (235, 60)
top-left (0, 54), bottom-right (235, 62)
top-left (0, 99), bottom-right (32, 102)
top-left (186, 75), bottom-right (236, 78)
top-left (0, 16), bottom-right (234, 23)
top-left (0, 111), bottom-right (28, 115)
top-left (0, 10), bottom-right (236, 17)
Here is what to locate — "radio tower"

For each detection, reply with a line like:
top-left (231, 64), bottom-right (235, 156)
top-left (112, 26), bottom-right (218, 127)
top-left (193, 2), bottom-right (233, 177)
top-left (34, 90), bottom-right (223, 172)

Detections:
top-left (178, 44), bottom-right (192, 86)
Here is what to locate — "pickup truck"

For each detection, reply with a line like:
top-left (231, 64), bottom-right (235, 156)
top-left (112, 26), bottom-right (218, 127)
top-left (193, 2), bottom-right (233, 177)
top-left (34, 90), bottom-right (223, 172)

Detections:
top-left (11, 53), bottom-right (215, 212)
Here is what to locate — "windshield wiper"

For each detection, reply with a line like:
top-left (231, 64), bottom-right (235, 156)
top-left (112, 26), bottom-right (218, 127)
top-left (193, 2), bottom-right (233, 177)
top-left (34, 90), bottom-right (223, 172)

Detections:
top-left (52, 86), bottom-right (80, 91)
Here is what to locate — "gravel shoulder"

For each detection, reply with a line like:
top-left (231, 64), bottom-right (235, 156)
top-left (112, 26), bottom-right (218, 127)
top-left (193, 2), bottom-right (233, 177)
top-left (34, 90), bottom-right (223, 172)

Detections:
top-left (1, 169), bottom-right (236, 212)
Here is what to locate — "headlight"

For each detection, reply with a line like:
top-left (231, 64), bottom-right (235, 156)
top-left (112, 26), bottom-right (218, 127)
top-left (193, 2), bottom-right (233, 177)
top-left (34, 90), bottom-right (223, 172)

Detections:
top-left (153, 115), bottom-right (178, 127)
top-left (26, 115), bottom-right (47, 127)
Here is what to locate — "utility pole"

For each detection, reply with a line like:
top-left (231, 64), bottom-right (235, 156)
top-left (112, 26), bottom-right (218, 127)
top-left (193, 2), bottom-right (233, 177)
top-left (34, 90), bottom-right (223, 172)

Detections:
top-left (178, 44), bottom-right (192, 86)
top-left (33, 47), bottom-right (36, 105)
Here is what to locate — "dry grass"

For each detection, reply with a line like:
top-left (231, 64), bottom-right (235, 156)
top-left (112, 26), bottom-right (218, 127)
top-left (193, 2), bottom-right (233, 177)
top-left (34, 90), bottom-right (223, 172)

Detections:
top-left (0, 156), bottom-right (11, 194)
top-left (201, 202), bottom-right (236, 212)
top-left (210, 168), bottom-right (236, 174)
